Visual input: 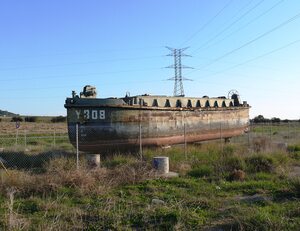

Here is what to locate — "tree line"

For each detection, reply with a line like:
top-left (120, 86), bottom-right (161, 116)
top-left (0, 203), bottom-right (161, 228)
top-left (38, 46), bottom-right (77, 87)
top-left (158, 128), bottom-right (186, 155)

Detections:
top-left (9, 116), bottom-right (67, 123)
top-left (251, 115), bottom-right (300, 123)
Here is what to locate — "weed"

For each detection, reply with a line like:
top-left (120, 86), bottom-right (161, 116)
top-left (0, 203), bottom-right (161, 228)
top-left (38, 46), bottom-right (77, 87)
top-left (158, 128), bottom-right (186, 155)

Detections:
top-left (222, 156), bottom-right (246, 172)
top-left (245, 155), bottom-right (274, 173)
top-left (251, 172), bottom-right (273, 181)
top-left (222, 145), bottom-right (235, 157)
top-left (228, 169), bottom-right (246, 181)
top-left (18, 199), bottom-right (40, 214)
top-left (0, 122), bottom-right (299, 229)
top-left (289, 178), bottom-right (300, 198)
top-left (102, 154), bottom-right (135, 169)
top-left (188, 165), bottom-right (213, 178)
top-left (288, 144), bottom-right (300, 152)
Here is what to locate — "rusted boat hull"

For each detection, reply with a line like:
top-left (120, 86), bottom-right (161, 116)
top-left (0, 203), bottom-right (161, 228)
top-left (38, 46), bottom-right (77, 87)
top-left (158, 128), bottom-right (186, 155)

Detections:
top-left (66, 105), bottom-right (249, 153)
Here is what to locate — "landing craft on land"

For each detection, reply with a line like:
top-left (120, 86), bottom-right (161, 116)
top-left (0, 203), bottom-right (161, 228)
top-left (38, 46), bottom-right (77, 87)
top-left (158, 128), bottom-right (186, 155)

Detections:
top-left (64, 85), bottom-right (250, 153)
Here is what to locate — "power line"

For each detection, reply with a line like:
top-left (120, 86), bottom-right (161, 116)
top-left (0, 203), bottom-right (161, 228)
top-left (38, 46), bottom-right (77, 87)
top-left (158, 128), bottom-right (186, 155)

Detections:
top-left (189, 11), bottom-right (300, 73)
top-left (0, 67), bottom-right (163, 82)
top-left (194, 38), bottom-right (300, 79)
top-left (0, 55), bottom-right (164, 72)
top-left (0, 45), bottom-right (164, 60)
top-left (0, 80), bottom-right (166, 92)
top-left (201, 0), bottom-right (284, 51)
top-left (192, 55), bottom-right (279, 71)
top-left (179, 0), bottom-right (234, 47)
top-left (191, 0), bottom-right (265, 55)
top-left (188, 0), bottom-right (256, 54)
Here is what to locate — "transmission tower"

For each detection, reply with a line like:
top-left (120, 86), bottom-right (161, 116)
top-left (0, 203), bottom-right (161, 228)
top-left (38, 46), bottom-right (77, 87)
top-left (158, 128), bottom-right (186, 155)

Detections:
top-left (166, 47), bottom-right (192, 97)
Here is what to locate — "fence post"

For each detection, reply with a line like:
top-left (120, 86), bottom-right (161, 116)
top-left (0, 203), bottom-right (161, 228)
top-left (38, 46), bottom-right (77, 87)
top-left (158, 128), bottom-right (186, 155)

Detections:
top-left (139, 122), bottom-right (143, 160)
top-left (24, 120), bottom-right (27, 149)
top-left (184, 123), bottom-right (187, 160)
top-left (220, 119), bottom-right (223, 152)
top-left (53, 125), bottom-right (56, 147)
top-left (248, 120), bottom-right (251, 148)
top-left (288, 121), bottom-right (290, 143)
top-left (15, 129), bottom-right (18, 146)
top-left (76, 123), bottom-right (79, 170)
top-left (24, 129), bottom-right (27, 149)
top-left (270, 122), bottom-right (272, 141)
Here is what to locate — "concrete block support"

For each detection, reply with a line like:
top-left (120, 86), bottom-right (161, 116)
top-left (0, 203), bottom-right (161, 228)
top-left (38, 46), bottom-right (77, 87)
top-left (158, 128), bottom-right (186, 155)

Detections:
top-left (86, 154), bottom-right (101, 168)
top-left (153, 156), bottom-right (169, 174)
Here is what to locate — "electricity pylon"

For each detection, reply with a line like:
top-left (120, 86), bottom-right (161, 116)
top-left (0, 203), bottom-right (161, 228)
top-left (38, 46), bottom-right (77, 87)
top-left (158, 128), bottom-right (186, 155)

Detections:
top-left (166, 47), bottom-right (192, 97)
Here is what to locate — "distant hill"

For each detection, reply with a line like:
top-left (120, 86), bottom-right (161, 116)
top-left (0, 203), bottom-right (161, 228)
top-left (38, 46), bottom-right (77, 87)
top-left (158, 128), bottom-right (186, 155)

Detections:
top-left (0, 110), bottom-right (18, 117)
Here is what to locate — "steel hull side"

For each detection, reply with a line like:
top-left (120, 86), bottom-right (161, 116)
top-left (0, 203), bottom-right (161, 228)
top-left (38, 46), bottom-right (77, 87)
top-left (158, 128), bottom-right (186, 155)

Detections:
top-left (66, 106), bottom-right (249, 153)
top-left (68, 126), bottom-right (247, 153)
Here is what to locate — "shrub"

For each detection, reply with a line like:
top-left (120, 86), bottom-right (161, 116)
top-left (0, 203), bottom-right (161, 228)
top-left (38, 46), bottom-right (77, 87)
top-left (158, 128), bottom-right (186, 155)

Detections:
top-left (290, 179), bottom-right (300, 198)
top-left (287, 145), bottom-right (300, 152)
top-left (245, 155), bottom-right (274, 173)
top-left (188, 165), bottom-right (213, 178)
top-left (291, 152), bottom-right (300, 160)
top-left (24, 116), bottom-right (38, 122)
top-left (18, 199), bottom-right (40, 214)
top-left (287, 145), bottom-right (300, 159)
top-left (228, 169), bottom-right (246, 181)
top-left (51, 116), bottom-right (67, 123)
top-left (223, 156), bottom-right (245, 172)
top-left (222, 145), bottom-right (235, 157)
top-left (11, 116), bottom-right (23, 122)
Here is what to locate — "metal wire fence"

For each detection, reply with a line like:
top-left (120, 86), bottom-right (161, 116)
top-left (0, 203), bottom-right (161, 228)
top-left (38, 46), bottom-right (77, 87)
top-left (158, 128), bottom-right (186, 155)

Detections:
top-left (0, 121), bottom-right (299, 170)
top-left (0, 122), bottom-right (73, 170)
top-left (231, 122), bottom-right (300, 146)
top-left (0, 122), bottom-right (68, 149)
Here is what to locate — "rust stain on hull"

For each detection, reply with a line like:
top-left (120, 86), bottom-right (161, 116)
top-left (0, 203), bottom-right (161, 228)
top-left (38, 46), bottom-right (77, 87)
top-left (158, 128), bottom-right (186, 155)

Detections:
top-left (66, 107), bottom-right (249, 153)
top-left (71, 127), bottom-right (247, 153)
top-left (65, 88), bottom-right (250, 154)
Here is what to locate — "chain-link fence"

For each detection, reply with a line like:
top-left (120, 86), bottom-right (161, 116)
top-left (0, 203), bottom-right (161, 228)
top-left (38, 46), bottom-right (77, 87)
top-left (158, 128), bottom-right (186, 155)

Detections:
top-left (0, 122), bottom-right (68, 148)
top-left (0, 121), bottom-right (300, 170)
top-left (0, 122), bottom-right (74, 170)
top-left (231, 122), bottom-right (300, 146)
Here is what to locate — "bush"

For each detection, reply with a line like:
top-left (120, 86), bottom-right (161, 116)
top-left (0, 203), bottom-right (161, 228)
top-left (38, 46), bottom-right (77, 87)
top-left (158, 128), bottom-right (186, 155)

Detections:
top-left (290, 179), bottom-right (300, 198)
top-left (222, 156), bottom-right (246, 172)
top-left (11, 116), bottom-right (23, 122)
top-left (24, 116), bottom-right (38, 122)
top-left (188, 165), bottom-right (213, 178)
top-left (246, 155), bottom-right (274, 173)
top-left (51, 116), bottom-right (66, 123)
top-left (287, 145), bottom-right (300, 152)
top-left (222, 145), bottom-right (235, 157)
top-left (18, 199), bottom-right (40, 214)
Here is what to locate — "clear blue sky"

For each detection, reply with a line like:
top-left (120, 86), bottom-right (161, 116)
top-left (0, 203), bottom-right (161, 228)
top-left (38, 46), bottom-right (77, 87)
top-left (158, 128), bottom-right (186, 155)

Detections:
top-left (0, 0), bottom-right (299, 119)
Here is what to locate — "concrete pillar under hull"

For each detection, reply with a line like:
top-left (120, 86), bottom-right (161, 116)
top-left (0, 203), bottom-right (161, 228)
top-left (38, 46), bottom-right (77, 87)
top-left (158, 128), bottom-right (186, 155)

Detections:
top-left (153, 156), bottom-right (169, 174)
top-left (86, 154), bottom-right (101, 168)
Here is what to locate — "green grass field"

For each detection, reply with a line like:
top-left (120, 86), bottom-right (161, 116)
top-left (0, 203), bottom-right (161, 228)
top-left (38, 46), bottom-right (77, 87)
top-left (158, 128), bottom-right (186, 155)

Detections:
top-left (0, 122), bottom-right (299, 230)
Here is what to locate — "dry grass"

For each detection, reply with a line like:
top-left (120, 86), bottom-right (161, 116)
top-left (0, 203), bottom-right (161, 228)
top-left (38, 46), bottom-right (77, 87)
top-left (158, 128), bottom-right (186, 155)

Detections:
top-left (0, 122), bottom-right (299, 229)
top-left (0, 157), bottom-right (157, 229)
top-left (4, 188), bottom-right (30, 230)
top-left (0, 122), bottom-right (67, 135)
top-left (0, 157), bottom-right (155, 198)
